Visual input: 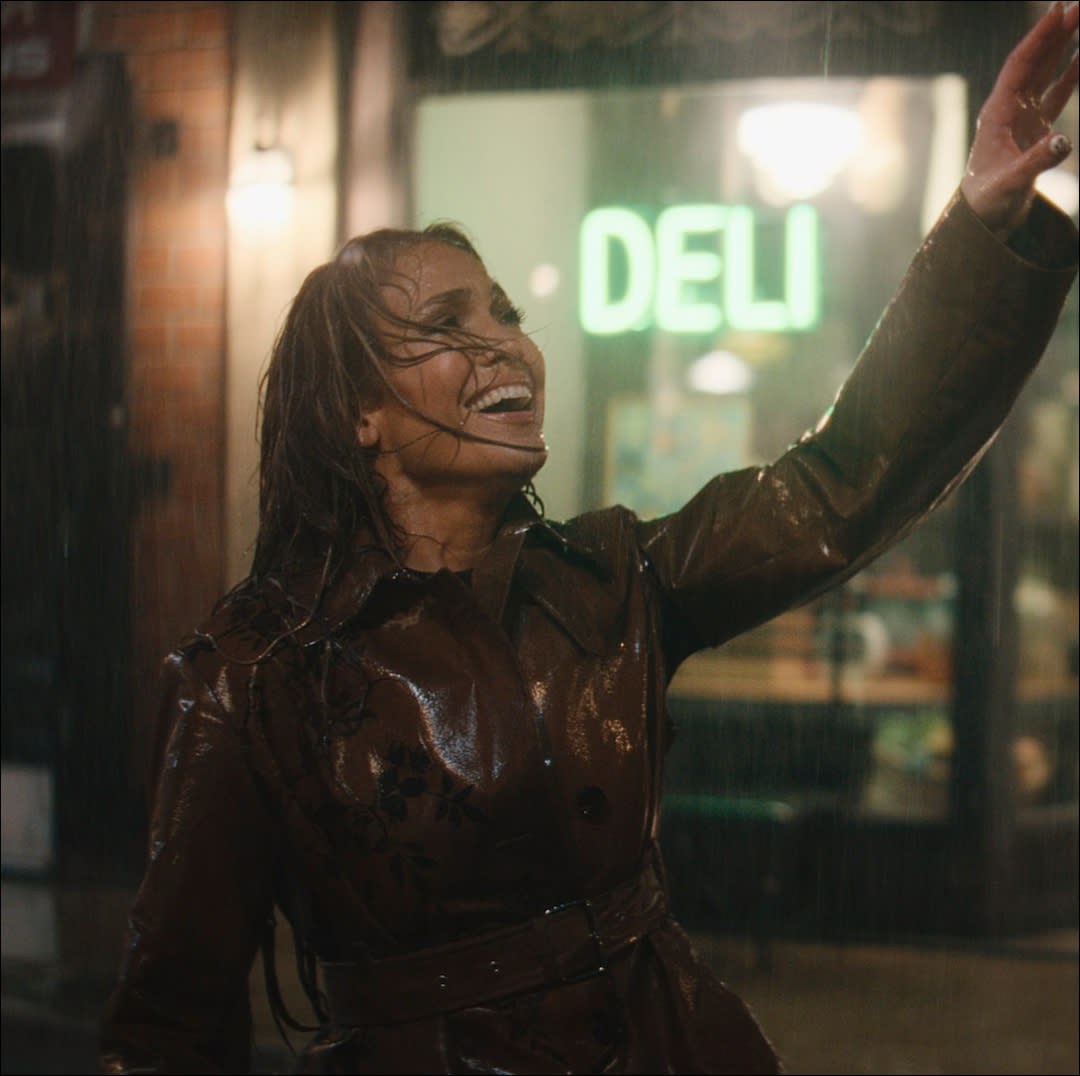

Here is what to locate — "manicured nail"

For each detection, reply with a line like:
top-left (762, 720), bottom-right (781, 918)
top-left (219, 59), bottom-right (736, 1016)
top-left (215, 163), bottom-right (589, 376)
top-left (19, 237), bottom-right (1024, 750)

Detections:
top-left (1049, 133), bottom-right (1072, 157)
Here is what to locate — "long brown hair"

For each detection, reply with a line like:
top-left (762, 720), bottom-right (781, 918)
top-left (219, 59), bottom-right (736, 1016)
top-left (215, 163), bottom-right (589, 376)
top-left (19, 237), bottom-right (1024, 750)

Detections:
top-left (250, 222), bottom-right (487, 582)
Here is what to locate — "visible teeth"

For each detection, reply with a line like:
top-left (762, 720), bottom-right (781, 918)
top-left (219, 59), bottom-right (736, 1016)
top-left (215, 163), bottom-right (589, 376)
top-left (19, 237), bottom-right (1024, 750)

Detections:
top-left (469, 384), bottom-right (531, 412)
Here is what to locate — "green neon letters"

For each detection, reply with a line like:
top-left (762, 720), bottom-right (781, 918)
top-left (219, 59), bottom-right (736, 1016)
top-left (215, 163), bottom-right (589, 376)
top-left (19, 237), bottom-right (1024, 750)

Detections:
top-left (580, 203), bottom-right (820, 335)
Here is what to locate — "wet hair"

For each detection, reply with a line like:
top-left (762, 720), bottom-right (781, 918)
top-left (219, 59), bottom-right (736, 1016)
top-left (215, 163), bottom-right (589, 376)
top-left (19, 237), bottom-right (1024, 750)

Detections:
top-left (251, 221), bottom-right (514, 583)
top-left (249, 224), bottom-right (546, 1044)
top-left (245, 226), bottom-right (493, 1045)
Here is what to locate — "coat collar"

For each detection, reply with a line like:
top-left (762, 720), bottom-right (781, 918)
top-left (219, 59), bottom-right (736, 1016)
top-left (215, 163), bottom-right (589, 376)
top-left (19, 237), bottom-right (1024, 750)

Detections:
top-left (265, 494), bottom-right (612, 650)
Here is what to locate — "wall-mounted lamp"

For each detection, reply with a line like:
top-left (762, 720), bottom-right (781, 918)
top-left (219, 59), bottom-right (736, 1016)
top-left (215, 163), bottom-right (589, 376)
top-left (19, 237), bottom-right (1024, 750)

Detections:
top-left (227, 144), bottom-right (295, 225)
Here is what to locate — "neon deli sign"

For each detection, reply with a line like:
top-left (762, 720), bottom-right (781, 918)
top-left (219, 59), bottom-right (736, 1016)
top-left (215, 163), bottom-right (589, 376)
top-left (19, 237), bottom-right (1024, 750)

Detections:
top-left (579, 204), bottom-right (820, 335)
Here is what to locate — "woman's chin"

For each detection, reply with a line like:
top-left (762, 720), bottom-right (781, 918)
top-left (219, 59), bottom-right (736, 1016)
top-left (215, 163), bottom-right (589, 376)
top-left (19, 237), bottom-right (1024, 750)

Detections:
top-left (510, 444), bottom-right (548, 483)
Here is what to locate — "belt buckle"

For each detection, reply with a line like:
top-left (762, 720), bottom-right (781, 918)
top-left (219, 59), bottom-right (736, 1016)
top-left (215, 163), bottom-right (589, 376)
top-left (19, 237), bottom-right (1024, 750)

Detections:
top-left (542, 896), bottom-right (607, 984)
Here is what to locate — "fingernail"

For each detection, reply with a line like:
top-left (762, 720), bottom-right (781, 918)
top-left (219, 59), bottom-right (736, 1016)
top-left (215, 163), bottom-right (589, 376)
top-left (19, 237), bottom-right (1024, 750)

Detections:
top-left (1049, 133), bottom-right (1072, 157)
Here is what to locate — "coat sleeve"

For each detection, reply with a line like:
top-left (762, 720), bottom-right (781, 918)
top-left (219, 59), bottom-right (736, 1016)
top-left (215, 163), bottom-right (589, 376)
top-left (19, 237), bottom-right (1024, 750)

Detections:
top-left (99, 648), bottom-right (277, 1074)
top-left (636, 190), bottom-right (1078, 666)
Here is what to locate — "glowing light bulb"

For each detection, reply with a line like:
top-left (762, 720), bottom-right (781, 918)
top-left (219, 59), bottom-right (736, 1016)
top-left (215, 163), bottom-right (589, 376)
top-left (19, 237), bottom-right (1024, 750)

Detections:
top-left (738, 103), bottom-right (863, 204)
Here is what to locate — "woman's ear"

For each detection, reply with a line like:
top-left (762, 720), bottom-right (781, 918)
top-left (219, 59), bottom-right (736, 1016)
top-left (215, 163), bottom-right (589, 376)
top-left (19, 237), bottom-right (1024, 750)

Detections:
top-left (356, 414), bottom-right (380, 449)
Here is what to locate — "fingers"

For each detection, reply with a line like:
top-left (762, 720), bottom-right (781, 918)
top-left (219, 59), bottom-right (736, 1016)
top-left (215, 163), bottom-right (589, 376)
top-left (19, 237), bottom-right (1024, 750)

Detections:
top-left (1002, 131), bottom-right (1075, 205)
top-left (997, 1), bottom-right (1078, 101)
top-left (1033, 129), bottom-right (1075, 172)
top-left (1033, 3), bottom-right (1079, 91)
top-left (1041, 47), bottom-right (1079, 122)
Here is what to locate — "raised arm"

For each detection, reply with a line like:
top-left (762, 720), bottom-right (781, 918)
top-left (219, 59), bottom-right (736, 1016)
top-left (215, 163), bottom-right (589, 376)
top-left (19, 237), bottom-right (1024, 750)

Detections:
top-left (961, 0), bottom-right (1079, 238)
top-left (639, 6), bottom-right (1079, 661)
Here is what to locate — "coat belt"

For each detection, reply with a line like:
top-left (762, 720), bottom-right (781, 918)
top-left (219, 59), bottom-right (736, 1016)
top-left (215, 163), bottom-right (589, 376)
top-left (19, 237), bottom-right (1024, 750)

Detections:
top-left (319, 856), bottom-right (669, 1026)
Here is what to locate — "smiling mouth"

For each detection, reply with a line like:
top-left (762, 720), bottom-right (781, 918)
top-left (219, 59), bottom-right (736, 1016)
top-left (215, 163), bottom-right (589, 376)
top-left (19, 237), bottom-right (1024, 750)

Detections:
top-left (466, 383), bottom-right (534, 414)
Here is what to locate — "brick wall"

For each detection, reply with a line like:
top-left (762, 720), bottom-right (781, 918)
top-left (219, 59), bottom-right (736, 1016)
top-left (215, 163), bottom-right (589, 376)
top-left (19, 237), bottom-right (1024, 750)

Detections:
top-left (90, 2), bottom-right (230, 770)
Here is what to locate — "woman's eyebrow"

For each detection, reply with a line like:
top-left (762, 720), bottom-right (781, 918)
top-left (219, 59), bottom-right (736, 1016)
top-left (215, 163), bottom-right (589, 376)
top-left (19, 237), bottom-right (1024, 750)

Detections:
top-left (416, 287), bottom-right (471, 316)
top-left (489, 282), bottom-right (512, 306)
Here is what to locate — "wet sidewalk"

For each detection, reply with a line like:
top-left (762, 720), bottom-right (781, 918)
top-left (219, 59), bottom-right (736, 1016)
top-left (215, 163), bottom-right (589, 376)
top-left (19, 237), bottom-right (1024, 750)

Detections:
top-left (3, 877), bottom-right (1077, 1075)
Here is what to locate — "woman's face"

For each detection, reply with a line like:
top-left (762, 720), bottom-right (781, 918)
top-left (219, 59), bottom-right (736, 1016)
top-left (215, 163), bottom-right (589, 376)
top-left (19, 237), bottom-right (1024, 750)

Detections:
top-left (362, 240), bottom-right (547, 498)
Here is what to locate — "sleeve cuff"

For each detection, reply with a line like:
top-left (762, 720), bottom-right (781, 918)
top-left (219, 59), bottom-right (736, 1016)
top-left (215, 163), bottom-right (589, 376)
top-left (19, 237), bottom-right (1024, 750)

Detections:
top-left (953, 187), bottom-right (1080, 272)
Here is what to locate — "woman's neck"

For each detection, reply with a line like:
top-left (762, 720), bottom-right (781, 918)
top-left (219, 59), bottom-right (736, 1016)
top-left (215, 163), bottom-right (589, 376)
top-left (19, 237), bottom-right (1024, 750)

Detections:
top-left (386, 485), bottom-right (514, 573)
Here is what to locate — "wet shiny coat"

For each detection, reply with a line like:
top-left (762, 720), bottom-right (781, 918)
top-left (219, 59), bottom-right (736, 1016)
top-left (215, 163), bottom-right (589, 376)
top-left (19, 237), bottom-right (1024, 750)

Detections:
top-left (100, 193), bottom-right (1078, 1074)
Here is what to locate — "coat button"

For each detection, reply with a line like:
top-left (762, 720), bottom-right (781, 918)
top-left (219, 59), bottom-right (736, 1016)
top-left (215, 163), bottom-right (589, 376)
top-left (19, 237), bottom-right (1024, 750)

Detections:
top-left (577, 785), bottom-right (609, 822)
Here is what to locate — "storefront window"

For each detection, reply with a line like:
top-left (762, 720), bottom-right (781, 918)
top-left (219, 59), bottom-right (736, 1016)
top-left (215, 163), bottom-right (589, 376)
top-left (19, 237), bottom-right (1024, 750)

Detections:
top-left (412, 75), bottom-right (1078, 836)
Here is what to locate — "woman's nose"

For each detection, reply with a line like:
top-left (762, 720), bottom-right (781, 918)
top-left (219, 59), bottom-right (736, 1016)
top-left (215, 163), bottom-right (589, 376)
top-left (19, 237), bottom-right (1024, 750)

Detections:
top-left (477, 332), bottom-right (522, 365)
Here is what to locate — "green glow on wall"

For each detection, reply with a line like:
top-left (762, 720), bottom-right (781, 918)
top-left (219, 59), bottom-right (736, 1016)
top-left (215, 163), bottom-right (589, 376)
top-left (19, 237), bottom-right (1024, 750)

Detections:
top-left (580, 203), bottom-right (821, 335)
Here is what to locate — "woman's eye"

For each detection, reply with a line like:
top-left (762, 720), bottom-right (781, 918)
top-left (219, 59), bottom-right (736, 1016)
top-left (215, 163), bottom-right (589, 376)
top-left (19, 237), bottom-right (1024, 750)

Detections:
top-left (435, 314), bottom-right (461, 330)
top-left (497, 304), bottom-right (525, 327)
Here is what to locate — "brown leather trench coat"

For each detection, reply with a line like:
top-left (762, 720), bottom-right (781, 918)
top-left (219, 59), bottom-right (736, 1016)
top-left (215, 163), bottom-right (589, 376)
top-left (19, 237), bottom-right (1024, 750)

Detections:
top-left (100, 192), bottom-right (1077, 1075)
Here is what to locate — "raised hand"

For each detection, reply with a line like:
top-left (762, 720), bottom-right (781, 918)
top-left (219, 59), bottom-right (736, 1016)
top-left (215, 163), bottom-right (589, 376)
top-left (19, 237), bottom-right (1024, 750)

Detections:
top-left (961, 1), bottom-right (1079, 238)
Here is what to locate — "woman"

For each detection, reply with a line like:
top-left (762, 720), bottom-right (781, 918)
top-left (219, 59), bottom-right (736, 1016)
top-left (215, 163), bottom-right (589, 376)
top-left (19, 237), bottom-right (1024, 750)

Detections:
top-left (101, 6), bottom-right (1078, 1074)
